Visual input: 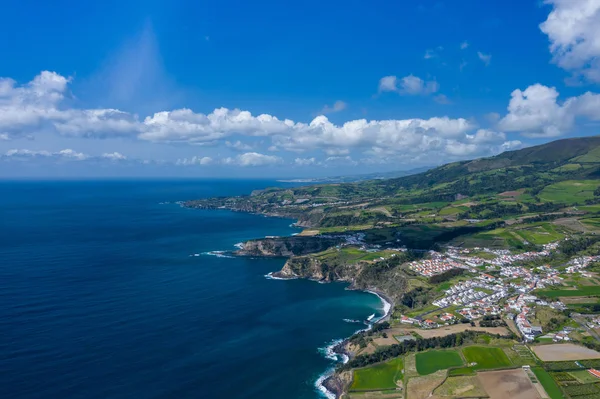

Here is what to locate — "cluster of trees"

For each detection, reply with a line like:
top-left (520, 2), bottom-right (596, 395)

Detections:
top-left (343, 330), bottom-right (513, 369)
top-left (479, 315), bottom-right (506, 328)
top-left (459, 202), bottom-right (524, 220)
top-left (559, 236), bottom-right (600, 257)
top-left (319, 212), bottom-right (390, 228)
top-left (347, 322), bottom-right (392, 349)
top-left (399, 287), bottom-right (432, 309)
top-left (429, 268), bottom-right (465, 284)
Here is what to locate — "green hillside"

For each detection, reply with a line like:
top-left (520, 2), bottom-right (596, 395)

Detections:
top-left (186, 135), bottom-right (600, 250)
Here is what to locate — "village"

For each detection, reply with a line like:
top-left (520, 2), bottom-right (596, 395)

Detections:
top-left (400, 241), bottom-right (600, 342)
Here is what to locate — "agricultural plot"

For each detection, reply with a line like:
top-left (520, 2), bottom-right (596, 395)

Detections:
top-left (433, 375), bottom-right (487, 397)
top-left (415, 350), bottom-right (463, 375)
top-left (531, 367), bottom-right (564, 399)
top-left (514, 223), bottom-right (565, 245)
top-left (563, 383), bottom-right (600, 398)
top-left (569, 369), bottom-right (600, 384)
top-left (539, 180), bottom-right (598, 204)
top-left (537, 286), bottom-right (600, 298)
top-left (406, 370), bottom-right (447, 399)
top-left (478, 369), bottom-right (542, 399)
top-left (347, 391), bottom-right (403, 399)
top-left (350, 358), bottom-right (404, 391)
top-left (532, 344), bottom-right (600, 361)
top-left (462, 346), bottom-right (512, 370)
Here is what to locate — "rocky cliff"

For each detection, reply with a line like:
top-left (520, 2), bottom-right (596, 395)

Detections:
top-left (234, 236), bottom-right (341, 257)
top-left (274, 254), bottom-right (409, 301)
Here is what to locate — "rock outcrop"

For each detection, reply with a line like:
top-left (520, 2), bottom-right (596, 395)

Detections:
top-left (274, 253), bottom-right (408, 301)
top-left (234, 236), bottom-right (341, 257)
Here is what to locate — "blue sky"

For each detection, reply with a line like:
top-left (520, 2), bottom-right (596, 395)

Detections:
top-left (2, 0), bottom-right (600, 177)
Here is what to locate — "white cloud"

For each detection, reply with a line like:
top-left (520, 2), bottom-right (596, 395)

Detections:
top-left (400, 75), bottom-right (439, 95)
top-left (484, 112), bottom-right (501, 123)
top-left (102, 152), bottom-right (127, 161)
top-left (294, 157), bottom-right (317, 166)
top-left (445, 141), bottom-right (479, 156)
top-left (324, 148), bottom-right (350, 156)
top-left (540, 0), bottom-right (600, 83)
top-left (424, 49), bottom-right (436, 59)
top-left (3, 148), bottom-right (86, 161)
top-left (176, 156), bottom-right (213, 166)
top-left (379, 75), bottom-right (439, 95)
top-left (460, 41), bottom-right (469, 50)
top-left (477, 51), bottom-right (491, 66)
top-left (434, 94), bottom-right (451, 104)
top-left (378, 76), bottom-right (398, 92)
top-left (325, 155), bottom-right (357, 165)
top-left (465, 129), bottom-right (506, 144)
top-left (0, 133), bottom-right (9, 141)
top-left (498, 83), bottom-right (600, 137)
top-left (225, 140), bottom-right (254, 151)
top-left (424, 46), bottom-right (443, 59)
top-left (320, 100), bottom-right (347, 114)
top-left (224, 152), bottom-right (283, 167)
top-left (0, 71), bottom-right (565, 168)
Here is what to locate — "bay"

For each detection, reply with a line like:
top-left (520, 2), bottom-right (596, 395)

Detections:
top-left (0, 180), bottom-right (384, 399)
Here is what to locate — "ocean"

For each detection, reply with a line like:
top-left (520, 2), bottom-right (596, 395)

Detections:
top-left (0, 179), bottom-right (386, 399)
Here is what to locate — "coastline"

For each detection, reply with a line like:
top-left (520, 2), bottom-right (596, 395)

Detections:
top-left (265, 263), bottom-right (394, 399)
top-left (199, 206), bottom-right (395, 399)
top-left (317, 288), bottom-right (394, 399)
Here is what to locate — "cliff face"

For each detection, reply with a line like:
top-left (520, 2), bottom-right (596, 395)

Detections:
top-left (276, 256), bottom-right (363, 282)
top-left (275, 254), bottom-right (408, 301)
top-left (235, 236), bottom-right (341, 257)
top-left (323, 371), bottom-right (353, 399)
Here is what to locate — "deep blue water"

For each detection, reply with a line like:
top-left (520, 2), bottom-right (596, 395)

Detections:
top-left (0, 180), bottom-right (384, 399)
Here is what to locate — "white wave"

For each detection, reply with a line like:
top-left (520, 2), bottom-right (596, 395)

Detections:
top-left (366, 290), bottom-right (392, 322)
top-left (189, 253), bottom-right (201, 257)
top-left (343, 318), bottom-right (361, 324)
top-left (234, 242), bottom-right (244, 249)
top-left (367, 313), bottom-right (375, 322)
top-left (319, 339), bottom-right (345, 362)
top-left (315, 370), bottom-right (336, 399)
top-left (202, 251), bottom-right (234, 259)
top-left (264, 272), bottom-right (296, 280)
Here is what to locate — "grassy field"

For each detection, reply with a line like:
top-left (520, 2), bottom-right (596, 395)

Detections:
top-left (433, 375), bottom-right (487, 397)
top-left (462, 346), bottom-right (512, 370)
top-left (415, 350), bottom-right (463, 375)
top-left (539, 180), bottom-right (598, 204)
top-left (569, 369), bottom-right (600, 383)
top-left (514, 223), bottom-right (565, 245)
top-left (537, 286), bottom-right (600, 298)
top-left (312, 247), bottom-right (396, 265)
top-left (532, 367), bottom-right (564, 399)
top-left (350, 358), bottom-right (404, 391)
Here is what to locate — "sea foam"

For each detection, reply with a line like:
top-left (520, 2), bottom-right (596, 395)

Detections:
top-left (202, 251), bottom-right (234, 259)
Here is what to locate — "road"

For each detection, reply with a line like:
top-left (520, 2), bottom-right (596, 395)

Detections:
top-left (572, 313), bottom-right (600, 342)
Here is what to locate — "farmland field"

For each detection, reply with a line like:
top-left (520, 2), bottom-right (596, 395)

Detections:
top-left (531, 367), bottom-right (564, 399)
top-left (415, 350), bottom-right (463, 375)
top-left (569, 369), bottom-right (600, 384)
top-left (539, 180), bottom-right (598, 203)
top-left (462, 346), bottom-right (512, 370)
top-left (537, 286), bottom-right (600, 298)
top-left (350, 357), bottom-right (404, 391)
top-left (477, 369), bottom-right (541, 399)
top-left (433, 375), bottom-right (487, 397)
top-left (514, 223), bottom-right (564, 245)
top-left (532, 344), bottom-right (600, 361)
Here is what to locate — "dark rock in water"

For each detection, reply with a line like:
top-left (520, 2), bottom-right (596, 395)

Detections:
top-left (235, 236), bottom-right (341, 257)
